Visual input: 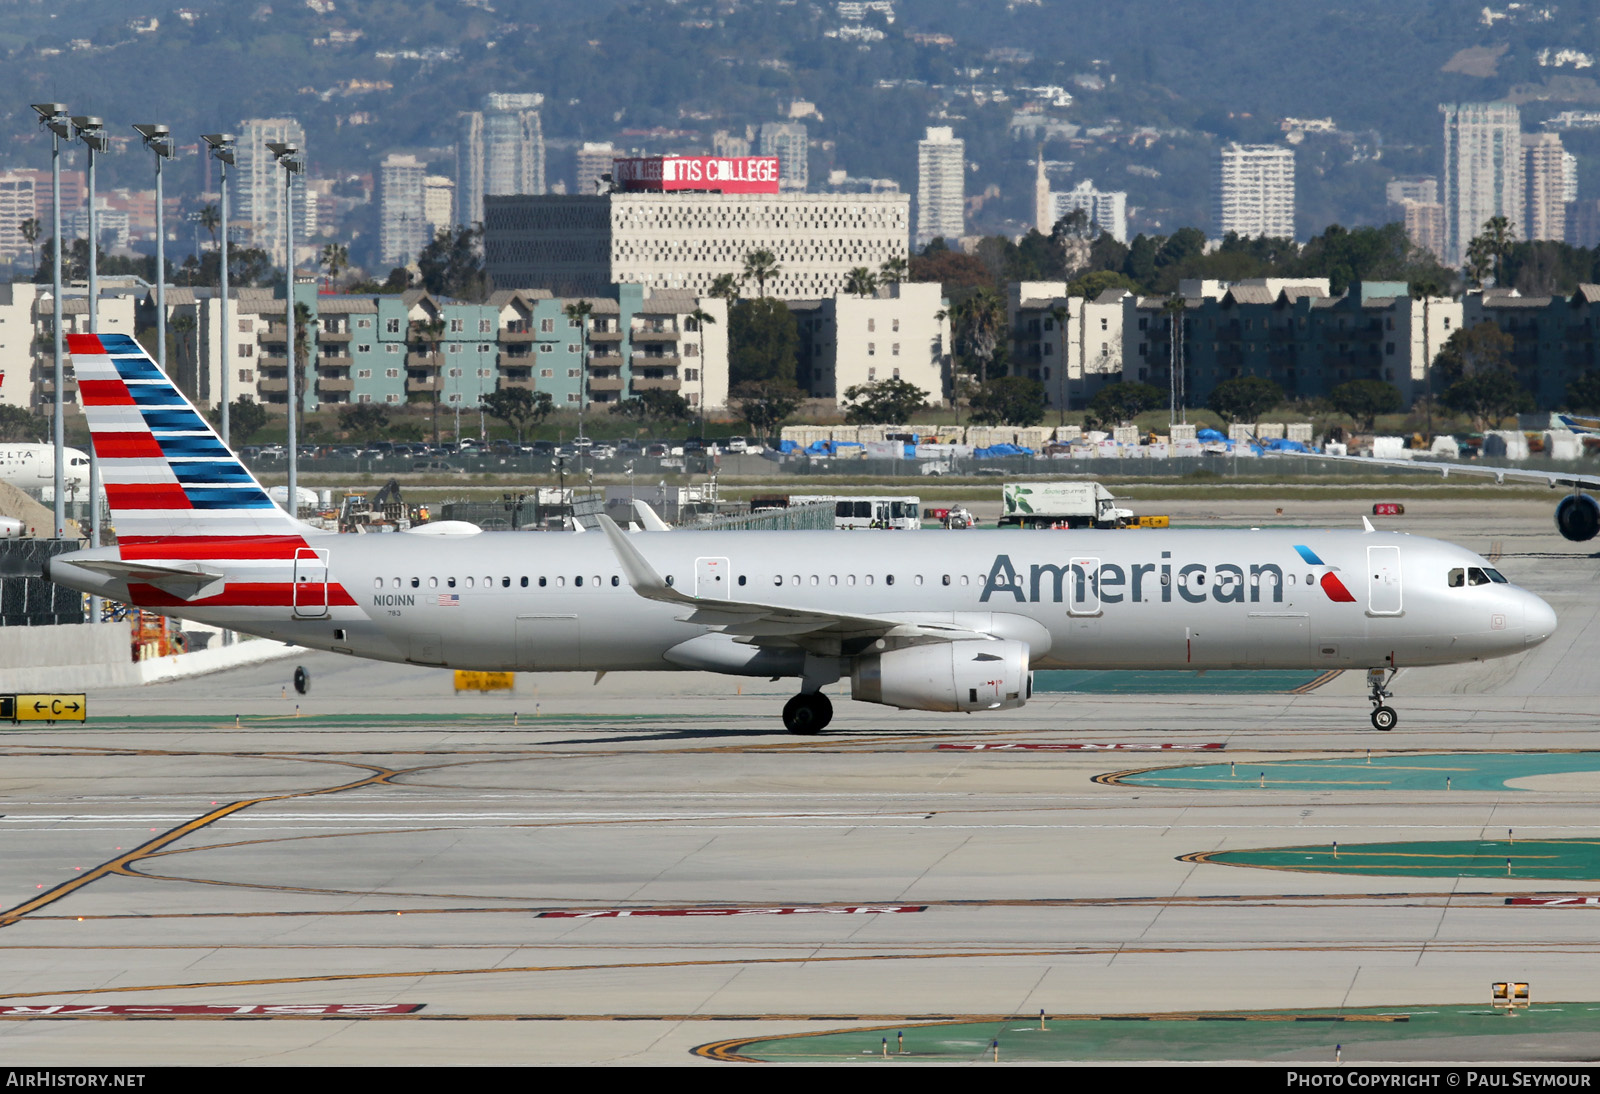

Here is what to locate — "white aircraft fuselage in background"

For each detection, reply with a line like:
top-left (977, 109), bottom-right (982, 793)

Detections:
top-left (44, 332), bottom-right (1558, 734)
top-left (0, 443), bottom-right (90, 491)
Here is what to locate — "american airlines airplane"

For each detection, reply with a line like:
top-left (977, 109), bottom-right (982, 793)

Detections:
top-left (45, 333), bottom-right (1558, 733)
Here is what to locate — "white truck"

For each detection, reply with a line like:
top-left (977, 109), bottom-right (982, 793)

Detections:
top-left (999, 482), bottom-right (1135, 529)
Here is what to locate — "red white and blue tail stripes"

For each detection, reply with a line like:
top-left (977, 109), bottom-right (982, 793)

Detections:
top-left (69, 332), bottom-right (301, 544)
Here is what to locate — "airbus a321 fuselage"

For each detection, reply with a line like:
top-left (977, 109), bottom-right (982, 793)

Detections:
top-left (45, 333), bottom-right (1557, 733)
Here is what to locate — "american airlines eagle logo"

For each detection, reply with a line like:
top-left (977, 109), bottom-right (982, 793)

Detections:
top-left (1293, 545), bottom-right (1357, 603)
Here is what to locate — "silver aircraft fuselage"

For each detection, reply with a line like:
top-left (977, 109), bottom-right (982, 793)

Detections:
top-left (48, 525), bottom-right (1554, 676)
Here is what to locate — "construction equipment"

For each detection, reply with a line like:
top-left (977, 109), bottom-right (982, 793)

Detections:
top-left (338, 479), bottom-right (419, 533)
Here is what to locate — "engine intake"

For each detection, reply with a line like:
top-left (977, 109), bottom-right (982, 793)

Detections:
top-left (1556, 493), bottom-right (1600, 542)
top-left (851, 639), bottom-right (1032, 713)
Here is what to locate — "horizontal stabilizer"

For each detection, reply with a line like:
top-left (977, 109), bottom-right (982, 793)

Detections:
top-left (70, 558), bottom-right (227, 600)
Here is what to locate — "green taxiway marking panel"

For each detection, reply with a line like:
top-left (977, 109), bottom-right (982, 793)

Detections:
top-left (1033, 669), bottom-right (1323, 694)
top-left (717, 1004), bottom-right (1600, 1063)
top-left (1199, 838), bottom-right (1600, 881)
top-left (1115, 751), bottom-right (1600, 793)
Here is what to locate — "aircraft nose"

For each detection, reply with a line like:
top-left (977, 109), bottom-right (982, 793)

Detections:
top-left (1524, 593), bottom-right (1557, 647)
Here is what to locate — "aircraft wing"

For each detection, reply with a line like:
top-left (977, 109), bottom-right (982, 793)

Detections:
top-left (1269, 450), bottom-right (1600, 490)
top-left (596, 514), bottom-right (985, 647)
top-left (67, 559), bottom-right (227, 600)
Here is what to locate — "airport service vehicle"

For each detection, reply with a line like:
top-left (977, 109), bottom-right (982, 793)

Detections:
top-left (45, 333), bottom-right (1557, 735)
top-left (792, 495), bottom-right (921, 530)
top-left (1000, 481), bottom-right (1134, 529)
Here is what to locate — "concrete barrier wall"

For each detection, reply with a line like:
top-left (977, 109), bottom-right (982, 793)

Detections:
top-left (0, 623), bottom-right (140, 691)
top-left (0, 622), bottom-right (302, 692)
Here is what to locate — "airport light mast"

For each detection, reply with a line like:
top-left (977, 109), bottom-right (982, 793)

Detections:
top-left (31, 104), bottom-right (75, 541)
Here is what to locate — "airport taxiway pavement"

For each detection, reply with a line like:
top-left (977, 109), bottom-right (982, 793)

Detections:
top-left (2, 496), bottom-right (1600, 1065)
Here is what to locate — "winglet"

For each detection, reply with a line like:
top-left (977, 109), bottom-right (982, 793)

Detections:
top-left (597, 513), bottom-right (693, 604)
top-left (631, 499), bottom-right (671, 531)
top-left (1361, 515), bottom-right (1375, 533)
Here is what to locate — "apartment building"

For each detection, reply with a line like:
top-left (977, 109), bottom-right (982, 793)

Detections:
top-left (1123, 280), bottom-right (1459, 408)
top-left (173, 283), bottom-right (731, 417)
top-left (1006, 281), bottom-right (1128, 412)
top-left (0, 281), bottom-right (138, 412)
top-left (792, 281), bottom-right (949, 405)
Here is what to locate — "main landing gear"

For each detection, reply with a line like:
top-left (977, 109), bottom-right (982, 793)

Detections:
top-left (782, 691), bottom-right (833, 735)
top-left (1366, 667), bottom-right (1398, 731)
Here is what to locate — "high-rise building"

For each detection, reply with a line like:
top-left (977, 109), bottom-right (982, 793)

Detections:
top-left (379, 154), bottom-right (428, 268)
top-left (235, 118), bottom-right (309, 261)
top-left (1214, 144), bottom-right (1295, 239)
top-left (455, 112), bottom-right (484, 227)
top-left (424, 176), bottom-right (455, 237)
top-left (1386, 177), bottom-right (1439, 206)
top-left (915, 127), bottom-right (965, 248)
top-left (483, 93), bottom-right (545, 198)
top-left (1524, 131), bottom-right (1567, 242)
top-left (575, 142), bottom-right (618, 195)
top-left (1386, 177), bottom-right (1445, 261)
top-left (1441, 102), bottom-right (1523, 266)
top-left (1052, 179), bottom-right (1128, 243)
top-left (455, 93), bottom-right (545, 228)
top-left (0, 174), bottom-right (37, 263)
top-left (758, 122), bottom-right (808, 191)
top-left (712, 129), bottom-right (752, 158)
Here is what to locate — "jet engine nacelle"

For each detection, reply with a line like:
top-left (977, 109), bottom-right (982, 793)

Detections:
top-left (1556, 493), bottom-right (1600, 542)
top-left (851, 638), bottom-right (1032, 713)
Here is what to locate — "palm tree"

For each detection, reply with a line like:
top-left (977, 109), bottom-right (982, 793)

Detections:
top-left (709, 272), bottom-right (742, 306)
top-left (321, 242), bottom-right (349, 289)
top-left (564, 299), bottom-right (594, 444)
top-left (844, 267), bottom-right (878, 298)
top-left (1480, 215), bottom-right (1514, 286)
top-left (1049, 303), bottom-right (1070, 425)
top-left (409, 316), bottom-right (447, 445)
top-left (20, 218), bottom-right (41, 271)
top-left (742, 248), bottom-right (780, 298)
top-left (946, 288), bottom-right (1004, 426)
top-left (1410, 277), bottom-right (1448, 441)
top-left (1161, 295), bottom-right (1188, 426)
top-left (686, 304), bottom-right (716, 438)
top-left (170, 312), bottom-right (198, 395)
top-left (878, 256), bottom-right (908, 286)
top-left (953, 287), bottom-right (1004, 383)
top-left (198, 204), bottom-right (220, 250)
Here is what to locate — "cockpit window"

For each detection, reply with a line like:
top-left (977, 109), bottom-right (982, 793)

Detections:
top-left (1451, 566), bottom-right (1499, 587)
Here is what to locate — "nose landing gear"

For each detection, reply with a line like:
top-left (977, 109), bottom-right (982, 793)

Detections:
top-left (1366, 667), bottom-right (1398, 731)
top-left (782, 691), bottom-right (833, 735)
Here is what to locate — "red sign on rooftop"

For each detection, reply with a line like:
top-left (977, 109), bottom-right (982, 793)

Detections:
top-left (613, 155), bottom-right (780, 194)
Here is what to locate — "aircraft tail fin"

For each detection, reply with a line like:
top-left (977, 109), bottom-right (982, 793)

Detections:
top-left (68, 332), bottom-right (307, 544)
